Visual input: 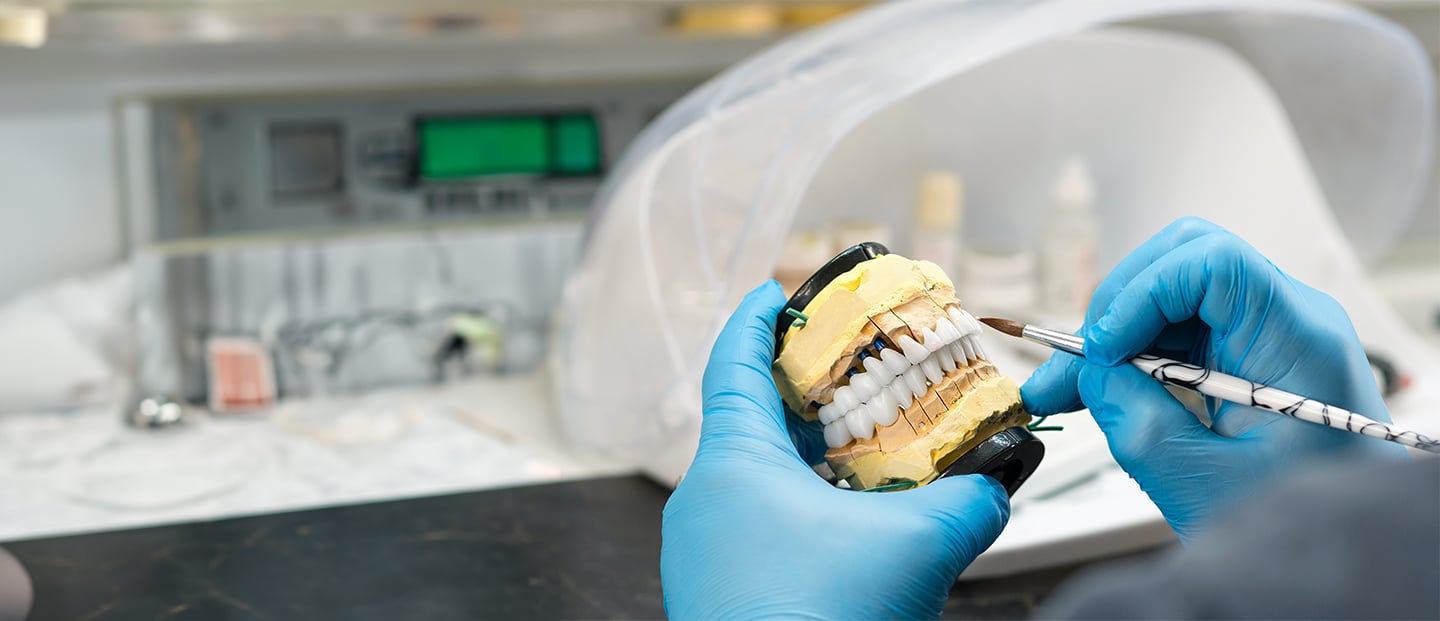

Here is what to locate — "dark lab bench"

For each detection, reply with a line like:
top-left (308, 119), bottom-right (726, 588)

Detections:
top-left (4, 475), bottom-right (1106, 620)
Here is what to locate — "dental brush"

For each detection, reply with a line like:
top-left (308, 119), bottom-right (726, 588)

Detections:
top-left (978, 318), bottom-right (1440, 454)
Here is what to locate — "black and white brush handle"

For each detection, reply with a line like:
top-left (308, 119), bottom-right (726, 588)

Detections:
top-left (1022, 325), bottom-right (1440, 454)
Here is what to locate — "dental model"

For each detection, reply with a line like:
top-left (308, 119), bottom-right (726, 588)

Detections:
top-left (773, 243), bottom-right (1041, 492)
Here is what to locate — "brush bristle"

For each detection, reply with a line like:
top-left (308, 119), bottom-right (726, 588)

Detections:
top-left (978, 317), bottom-right (1026, 338)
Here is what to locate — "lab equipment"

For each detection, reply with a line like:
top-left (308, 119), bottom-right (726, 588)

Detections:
top-left (984, 316), bottom-right (1440, 453)
top-left (123, 81), bottom-right (696, 243)
top-left (272, 302), bottom-right (518, 397)
top-left (662, 280), bottom-right (1010, 620)
top-left (417, 113), bottom-right (601, 180)
top-left (556, 0), bottom-right (1439, 577)
top-left (772, 242), bottom-right (1043, 493)
top-left (119, 77), bottom-right (702, 404)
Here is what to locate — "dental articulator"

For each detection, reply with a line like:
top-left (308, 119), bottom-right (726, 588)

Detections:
top-left (771, 243), bottom-right (1046, 494)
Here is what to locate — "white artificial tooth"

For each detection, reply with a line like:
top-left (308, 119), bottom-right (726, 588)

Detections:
top-left (938, 350), bottom-right (957, 372)
top-left (870, 390), bottom-right (900, 427)
top-left (862, 356), bottom-right (888, 379)
top-left (949, 341), bottom-right (969, 364)
top-left (888, 378), bottom-right (914, 408)
top-left (850, 372), bottom-right (880, 403)
top-left (824, 422), bottom-right (854, 448)
top-left (904, 366), bottom-right (927, 396)
top-left (972, 335), bottom-right (989, 360)
top-left (899, 335), bottom-right (928, 364)
top-left (948, 307), bottom-right (970, 331)
top-left (921, 354), bottom-right (943, 385)
top-left (920, 326), bottom-right (944, 353)
top-left (818, 402), bottom-right (843, 425)
top-left (934, 318), bottom-right (961, 345)
top-left (845, 407), bottom-right (876, 440)
top-left (880, 348), bottom-right (909, 377)
top-left (963, 310), bottom-right (983, 334)
top-left (948, 307), bottom-right (968, 332)
top-left (958, 336), bottom-right (977, 362)
top-left (833, 385), bottom-right (860, 412)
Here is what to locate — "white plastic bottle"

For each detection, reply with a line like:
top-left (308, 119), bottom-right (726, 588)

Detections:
top-left (1041, 158), bottom-right (1099, 316)
top-left (912, 171), bottom-right (963, 277)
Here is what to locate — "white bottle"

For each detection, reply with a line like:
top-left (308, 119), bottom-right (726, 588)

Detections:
top-left (1041, 158), bottom-right (1099, 316)
top-left (912, 171), bottom-right (963, 277)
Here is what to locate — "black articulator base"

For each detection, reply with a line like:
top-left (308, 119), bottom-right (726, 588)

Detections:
top-left (939, 426), bottom-right (1045, 496)
top-left (772, 242), bottom-right (1045, 497)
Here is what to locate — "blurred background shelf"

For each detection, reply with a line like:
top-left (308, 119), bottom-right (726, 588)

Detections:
top-left (0, 1), bottom-right (872, 47)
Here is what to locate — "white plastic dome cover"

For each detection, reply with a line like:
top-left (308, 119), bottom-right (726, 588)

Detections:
top-left (553, 0), bottom-right (1436, 483)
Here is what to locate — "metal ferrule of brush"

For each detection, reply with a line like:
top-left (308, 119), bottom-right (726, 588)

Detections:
top-left (1022, 325), bottom-right (1085, 357)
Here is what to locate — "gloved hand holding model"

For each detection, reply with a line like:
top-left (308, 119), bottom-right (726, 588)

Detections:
top-left (662, 218), bottom-right (1430, 620)
top-left (1023, 217), bottom-right (1405, 541)
top-left (660, 280), bottom-right (1010, 620)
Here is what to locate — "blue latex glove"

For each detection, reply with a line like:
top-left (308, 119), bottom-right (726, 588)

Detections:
top-left (661, 280), bottom-right (1010, 620)
top-left (1024, 217), bottom-right (1404, 542)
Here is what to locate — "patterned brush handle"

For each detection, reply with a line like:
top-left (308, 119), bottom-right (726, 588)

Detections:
top-left (1130, 354), bottom-right (1440, 454)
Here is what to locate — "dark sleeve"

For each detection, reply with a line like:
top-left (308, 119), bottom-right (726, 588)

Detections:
top-left (1038, 457), bottom-right (1440, 620)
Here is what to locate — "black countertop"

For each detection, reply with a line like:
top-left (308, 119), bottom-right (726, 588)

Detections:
top-left (4, 475), bottom-right (1114, 620)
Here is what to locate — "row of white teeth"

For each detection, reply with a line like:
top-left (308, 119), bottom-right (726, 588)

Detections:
top-left (820, 307), bottom-right (989, 449)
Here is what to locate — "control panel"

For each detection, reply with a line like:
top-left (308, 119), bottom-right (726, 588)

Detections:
top-left (136, 79), bottom-right (698, 241)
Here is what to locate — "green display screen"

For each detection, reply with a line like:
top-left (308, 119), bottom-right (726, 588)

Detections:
top-left (418, 113), bottom-right (600, 180)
